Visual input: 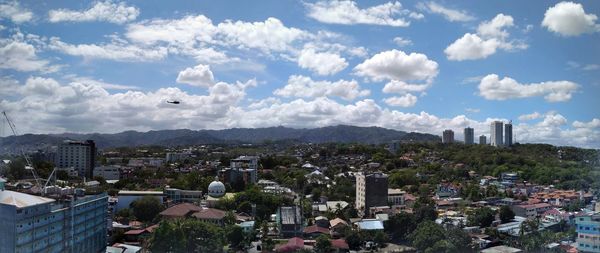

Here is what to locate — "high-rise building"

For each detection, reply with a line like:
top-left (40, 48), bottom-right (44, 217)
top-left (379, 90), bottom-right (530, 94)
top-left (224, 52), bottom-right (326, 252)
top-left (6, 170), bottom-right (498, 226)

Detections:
top-left (479, 135), bottom-right (487, 145)
top-left (505, 122), bottom-right (513, 147)
top-left (490, 121), bottom-right (504, 147)
top-left (56, 140), bottom-right (96, 178)
top-left (220, 156), bottom-right (258, 187)
top-left (464, 127), bottom-right (474, 144)
top-left (0, 188), bottom-right (108, 253)
top-left (355, 172), bottom-right (388, 217)
top-left (575, 214), bottom-right (600, 252)
top-left (442, 129), bottom-right (454, 144)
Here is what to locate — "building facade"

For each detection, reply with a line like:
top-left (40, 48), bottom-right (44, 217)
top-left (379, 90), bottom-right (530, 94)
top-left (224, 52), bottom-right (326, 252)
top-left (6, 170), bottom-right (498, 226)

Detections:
top-left (56, 140), bottom-right (96, 179)
top-left (479, 135), bottom-right (487, 145)
top-left (0, 189), bottom-right (108, 253)
top-left (442, 130), bottom-right (454, 144)
top-left (277, 206), bottom-right (304, 238)
top-left (490, 121), bottom-right (504, 147)
top-left (576, 214), bottom-right (600, 253)
top-left (93, 165), bottom-right (121, 180)
top-left (505, 122), bottom-right (513, 147)
top-left (388, 188), bottom-right (405, 206)
top-left (164, 188), bottom-right (203, 204)
top-left (464, 127), bottom-right (474, 144)
top-left (356, 172), bottom-right (388, 217)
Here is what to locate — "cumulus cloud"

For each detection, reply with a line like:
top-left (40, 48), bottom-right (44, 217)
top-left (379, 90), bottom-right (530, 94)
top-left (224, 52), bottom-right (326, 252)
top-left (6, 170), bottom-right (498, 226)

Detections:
top-left (48, 37), bottom-right (168, 62)
top-left (573, 118), bottom-right (600, 129)
top-left (478, 74), bottom-right (579, 102)
top-left (176, 64), bottom-right (216, 88)
top-left (384, 94), bottom-right (417, 107)
top-left (417, 2), bottom-right (475, 22)
top-left (542, 1), bottom-right (599, 36)
top-left (274, 75), bottom-right (369, 100)
top-left (382, 80), bottom-right (429, 94)
top-left (392, 37), bottom-right (412, 47)
top-left (48, 1), bottom-right (139, 24)
top-left (0, 1), bottom-right (33, 23)
top-left (354, 49), bottom-right (438, 83)
top-left (445, 14), bottom-right (527, 61)
top-left (518, 112), bottom-right (542, 121)
top-left (0, 40), bottom-right (53, 72)
top-left (305, 1), bottom-right (411, 27)
top-left (297, 48), bottom-right (348, 75)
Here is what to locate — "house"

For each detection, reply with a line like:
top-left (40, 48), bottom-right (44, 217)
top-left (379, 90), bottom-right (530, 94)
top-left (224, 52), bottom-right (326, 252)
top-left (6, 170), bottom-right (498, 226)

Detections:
top-left (303, 225), bottom-right (330, 238)
top-left (237, 221), bottom-right (255, 233)
top-left (276, 237), bottom-right (305, 252)
top-left (159, 203), bottom-right (202, 219)
top-left (315, 216), bottom-right (330, 228)
top-left (331, 239), bottom-right (350, 252)
top-left (512, 203), bottom-right (552, 219)
top-left (192, 208), bottom-right (227, 225)
top-left (330, 218), bottom-right (349, 237)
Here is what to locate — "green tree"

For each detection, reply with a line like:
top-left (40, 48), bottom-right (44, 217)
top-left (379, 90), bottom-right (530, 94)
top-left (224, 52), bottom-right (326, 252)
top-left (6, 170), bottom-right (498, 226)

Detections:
top-left (386, 212), bottom-right (417, 240)
top-left (315, 234), bottom-right (332, 253)
top-left (130, 196), bottom-right (164, 223)
top-left (468, 207), bottom-right (496, 228)
top-left (409, 221), bottom-right (446, 252)
top-left (344, 230), bottom-right (363, 250)
top-left (226, 225), bottom-right (245, 250)
top-left (149, 219), bottom-right (224, 252)
top-left (499, 205), bottom-right (515, 223)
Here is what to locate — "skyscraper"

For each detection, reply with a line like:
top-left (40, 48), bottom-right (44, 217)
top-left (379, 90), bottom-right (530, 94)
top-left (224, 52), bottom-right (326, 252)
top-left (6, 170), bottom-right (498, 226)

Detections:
top-left (490, 121), bottom-right (504, 147)
top-left (442, 129), bottom-right (454, 143)
top-left (479, 135), bottom-right (487, 145)
top-left (505, 122), bottom-right (513, 146)
top-left (56, 140), bottom-right (96, 178)
top-left (355, 172), bottom-right (388, 217)
top-left (464, 127), bottom-right (474, 144)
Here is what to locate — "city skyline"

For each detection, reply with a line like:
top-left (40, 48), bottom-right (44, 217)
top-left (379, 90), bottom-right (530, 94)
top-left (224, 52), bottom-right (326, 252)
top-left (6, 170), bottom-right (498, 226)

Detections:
top-left (0, 0), bottom-right (599, 149)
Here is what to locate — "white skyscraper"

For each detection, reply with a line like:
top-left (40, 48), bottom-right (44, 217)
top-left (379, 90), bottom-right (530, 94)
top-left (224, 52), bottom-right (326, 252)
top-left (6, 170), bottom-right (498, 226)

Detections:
top-left (490, 121), bottom-right (504, 147)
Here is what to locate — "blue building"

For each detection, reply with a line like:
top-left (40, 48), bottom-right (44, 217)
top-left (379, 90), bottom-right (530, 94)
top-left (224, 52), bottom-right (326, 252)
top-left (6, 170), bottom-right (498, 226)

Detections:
top-left (576, 214), bottom-right (600, 253)
top-left (0, 186), bottom-right (108, 253)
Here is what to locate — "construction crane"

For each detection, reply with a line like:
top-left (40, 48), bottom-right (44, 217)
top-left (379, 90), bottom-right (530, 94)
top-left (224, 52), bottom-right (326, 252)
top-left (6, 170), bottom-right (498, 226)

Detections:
top-left (2, 111), bottom-right (42, 189)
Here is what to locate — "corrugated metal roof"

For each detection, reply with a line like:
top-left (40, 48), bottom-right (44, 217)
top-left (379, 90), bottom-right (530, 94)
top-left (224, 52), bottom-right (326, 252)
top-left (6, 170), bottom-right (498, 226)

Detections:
top-left (0, 190), bottom-right (55, 208)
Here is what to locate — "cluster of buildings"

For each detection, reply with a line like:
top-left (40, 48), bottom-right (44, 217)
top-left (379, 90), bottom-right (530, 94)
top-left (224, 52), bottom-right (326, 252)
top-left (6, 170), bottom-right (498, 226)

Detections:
top-left (442, 120), bottom-right (513, 147)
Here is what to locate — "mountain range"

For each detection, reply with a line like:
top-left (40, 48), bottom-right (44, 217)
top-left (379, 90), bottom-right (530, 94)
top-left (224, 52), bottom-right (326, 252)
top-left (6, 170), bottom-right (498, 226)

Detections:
top-left (0, 125), bottom-right (440, 151)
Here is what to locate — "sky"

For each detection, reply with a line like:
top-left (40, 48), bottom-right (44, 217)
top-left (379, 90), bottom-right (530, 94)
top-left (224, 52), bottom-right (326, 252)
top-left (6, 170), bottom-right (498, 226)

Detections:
top-left (0, 0), bottom-right (599, 148)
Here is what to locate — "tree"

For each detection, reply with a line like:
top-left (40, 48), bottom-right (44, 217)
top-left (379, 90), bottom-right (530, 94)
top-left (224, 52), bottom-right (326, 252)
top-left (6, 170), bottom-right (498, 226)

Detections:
top-left (468, 207), bottom-right (496, 228)
top-left (315, 234), bottom-right (332, 253)
top-left (409, 221), bottom-right (446, 252)
top-left (150, 219), bottom-right (224, 252)
top-left (373, 230), bottom-right (389, 247)
top-left (130, 196), bottom-right (164, 223)
top-left (386, 212), bottom-right (417, 240)
top-left (499, 205), bottom-right (515, 223)
top-left (344, 230), bottom-right (363, 250)
top-left (226, 225), bottom-right (245, 250)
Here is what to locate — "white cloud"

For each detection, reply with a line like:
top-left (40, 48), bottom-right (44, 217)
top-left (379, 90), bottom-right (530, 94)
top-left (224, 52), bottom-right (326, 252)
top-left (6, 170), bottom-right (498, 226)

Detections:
top-left (478, 74), bottom-right (579, 102)
top-left (392, 37), bottom-right (412, 47)
top-left (382, 80), bottom-right (429, 94)
top-left (0, 1), bottom-right (33, 23)
top-left (465, 108), bottom-right (480, 113)
top-left (0, 40), bottom-right (54, 72)
top-left (573, 119), bottom-right (600, 129)
top-left (354, 49), bottom-right (438, 83)
top-left (445, 14), bottom-right (527, 61)
top-left (305, 1), bottom-right (410, 27)
top-left (518, 112), bottom-right (542, 121)
top-left (417, 2), bottom-right (475, 22)
top-left (542, 1), bottom-right (600, 36)
top-left (583, 64), bottom-right (600, 71)
top-left (70, 77), bottom-right (140, 90)
top-left (274, 75), bottom-right (369, 101)
top-left (297, 48), bottom-right (348, 75)
top-left (384, 94), bottom-right (417, 107)
top-left (48, 1), bottom-right (139, 24)
top-left (126, 15), bottom-right (217, 47)
top-left (176, 64), bottom-right (215, 88)
top-left (48, 37), bottom-right (168, 62)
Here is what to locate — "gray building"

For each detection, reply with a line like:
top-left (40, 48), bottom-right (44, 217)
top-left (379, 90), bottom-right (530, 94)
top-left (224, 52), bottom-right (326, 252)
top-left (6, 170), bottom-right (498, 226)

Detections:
top-left (220, 156), bottom-right (258, 187)
top-left (442, 129), bottom-right (454, 144)
top-left (356, 172), bottom-right (388, 217)
top-left (0, 186), bottom-right (108, 253)
top-left (479, 135), bottom-right (487, 145)
top-left (464, 127), bottom-right (474, 144)
top-left (490, 121), bottom-right (504, 147)
top-left (505, 122), bottom-right (513, 147)
top-left (277, 206), bottom-right (304, 238)
top-left (56, 140), bottom-right (96, 179)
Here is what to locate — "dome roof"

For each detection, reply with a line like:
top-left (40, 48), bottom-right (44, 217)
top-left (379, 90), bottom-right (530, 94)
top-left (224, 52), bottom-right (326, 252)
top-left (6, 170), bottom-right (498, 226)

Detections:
top-left (208, 177), bottom-right (225, 198)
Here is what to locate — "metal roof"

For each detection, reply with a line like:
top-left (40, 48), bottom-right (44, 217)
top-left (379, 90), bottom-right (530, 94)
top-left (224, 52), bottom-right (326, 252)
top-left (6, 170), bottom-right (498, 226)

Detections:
top-left (0, 190), bottom-right (55, 208)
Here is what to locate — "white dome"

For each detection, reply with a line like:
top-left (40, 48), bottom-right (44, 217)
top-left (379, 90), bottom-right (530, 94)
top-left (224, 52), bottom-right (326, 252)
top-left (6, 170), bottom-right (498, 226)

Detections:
top-left (208, 178), bottom-right (225, 198)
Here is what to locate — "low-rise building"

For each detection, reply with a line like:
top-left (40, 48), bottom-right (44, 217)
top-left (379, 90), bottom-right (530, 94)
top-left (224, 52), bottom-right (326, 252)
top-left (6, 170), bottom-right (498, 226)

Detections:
top-left (388, 188), bottom-right (405, 206)
top-left (512, 203), bottom-right (552, 219)
top-left (93, 165), bottom-right (121, 180)
top-left (575, 214), bottom-right (600, 253)
top-left (164, 188), bottom-right (202, 204)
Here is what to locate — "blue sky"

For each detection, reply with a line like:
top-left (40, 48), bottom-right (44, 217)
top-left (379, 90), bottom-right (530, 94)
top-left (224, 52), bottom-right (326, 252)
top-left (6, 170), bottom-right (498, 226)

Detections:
top-left (1, 0), bottom-right (599, 148)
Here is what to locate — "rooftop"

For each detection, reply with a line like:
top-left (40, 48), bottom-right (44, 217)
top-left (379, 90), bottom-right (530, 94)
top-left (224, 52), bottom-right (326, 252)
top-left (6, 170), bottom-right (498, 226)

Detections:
top-left (118, 190), bottom-right (163, 195)
top-left (159, 203), bottom-right (203, 217)
top-left (192, 208), bottom-right (226, 220)
top-left (0, 190), bottom-right (55, 208)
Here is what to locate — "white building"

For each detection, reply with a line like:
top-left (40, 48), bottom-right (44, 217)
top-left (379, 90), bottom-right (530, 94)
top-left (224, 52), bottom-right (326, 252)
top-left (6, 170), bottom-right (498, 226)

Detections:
top-left (93, 165), bottom-right (121, 180)
top-left (56, 140), bottom-right (96, 178)
top-left (490, 121), bottom-right (504, 147)
top-left (388, 188), bottom-right (406, 206)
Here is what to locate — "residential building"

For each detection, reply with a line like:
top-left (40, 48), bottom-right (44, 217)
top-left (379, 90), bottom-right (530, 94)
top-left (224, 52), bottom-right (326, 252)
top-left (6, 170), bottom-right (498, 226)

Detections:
top-left (464, 127), bottom-right (475, 144)
top-left (219, 156), bottom-right (258, 187)
top-left (442, 129), bottom-right (454, 144)
top-left (501, 172), bottom-right (519, 186)
top-left (277, 206), bottom-right (304, 238)
top-left (511, 203), bottom-right (552, 219)
top-left (505, 122), bottom-right (513, 147)
top-left (159, 203), bottom-right (202, 219)
top-left (490, 121), bottom-right (504, 147)
top-left (575, 214), bottom-right (600, 252)
top-left (388, 188), bottom-right (405, 206)
top-left (93, 165), bottom-right (121, 180)
top-left (164, 188), bottom-right (203, 204)
top-left (0, 188), bottom-right (108, 253)
top-left (56, 140), bottom-right (96, 178)
top-left (355, 172), bottom-right (388, 217)
top-left (191, 208), bottom-right (227, 226)
top-left (480, 135), bottom-right (487, 145)
top-left (165, 152), bottom-right (191, 163)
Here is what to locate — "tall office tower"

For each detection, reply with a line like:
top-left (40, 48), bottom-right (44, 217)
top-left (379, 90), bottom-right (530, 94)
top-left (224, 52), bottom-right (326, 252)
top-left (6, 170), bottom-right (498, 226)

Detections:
top-left (355, 172), bottom-right (388, 217)
top-left (505, 122), bottom-right (513, 147)
top-left (479, 135), bottom-right (487, 145)
top-left (56, 140), bottom-right (96, 178)
top-left (442, 129), bottom-right (454, 143)
top-left (490, 121), bottom-right (504, 147)
top-left (464, 127), bottom-right (474, 144)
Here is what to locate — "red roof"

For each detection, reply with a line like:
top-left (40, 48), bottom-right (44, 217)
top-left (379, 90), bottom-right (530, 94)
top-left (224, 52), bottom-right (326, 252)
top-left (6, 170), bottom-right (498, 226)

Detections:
top-left (303, 225), bottom-right (330, 234)
top-left (192, 208), bottom-right (226, 220)
top-left (159, 203), bottom-right (202, 218)
top-left (276, 237), bottom-right (304, 252)
top-left (331, 239), bottom-right (349, 249)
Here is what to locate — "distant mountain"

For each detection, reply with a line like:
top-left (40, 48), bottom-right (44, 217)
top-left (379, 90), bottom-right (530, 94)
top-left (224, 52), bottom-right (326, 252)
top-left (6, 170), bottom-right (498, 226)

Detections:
top-left (0, 125), bottom-right (441, 151)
